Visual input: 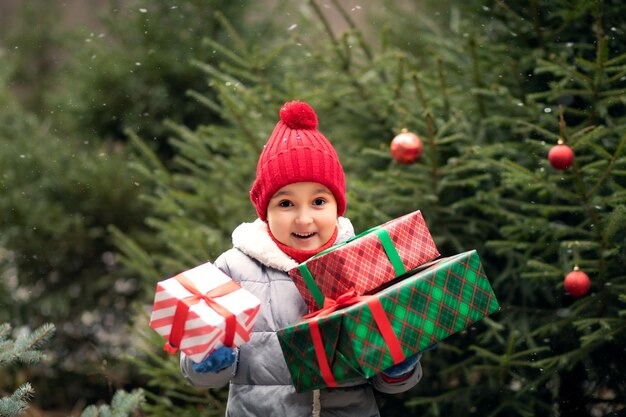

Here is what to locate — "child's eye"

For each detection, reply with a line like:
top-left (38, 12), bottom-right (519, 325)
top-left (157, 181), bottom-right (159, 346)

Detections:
top-left (312, 198), bottom-right (326, 206)
top-left (278, 200), bottom-right (293, 208)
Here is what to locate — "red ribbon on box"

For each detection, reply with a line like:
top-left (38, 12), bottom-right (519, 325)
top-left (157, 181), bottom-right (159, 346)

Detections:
top-left (303, 288), bottom-right (406, 387)
top-left (164, 274), bottom-right (241, 354)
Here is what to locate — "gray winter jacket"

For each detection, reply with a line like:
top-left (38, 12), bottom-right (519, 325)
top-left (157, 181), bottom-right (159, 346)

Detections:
top-left (180, 217), bottom-right (422, 417)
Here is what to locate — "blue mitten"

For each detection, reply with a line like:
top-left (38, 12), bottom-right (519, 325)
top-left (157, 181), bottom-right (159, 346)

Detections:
top-left (383, 344), bottom-right (438, 378)
top-left (191, 346), bottom-right (237, 373)
top-left (382, 353), bottom-right (421, 378)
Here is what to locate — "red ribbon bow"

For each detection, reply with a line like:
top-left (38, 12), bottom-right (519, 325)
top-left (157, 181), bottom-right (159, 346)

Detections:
top-left (164, 274), bottom-right (241, 354)
top-left (303, 288), bottom-right (405, 387)
top-left (303, 288), bottom-right (364, 319)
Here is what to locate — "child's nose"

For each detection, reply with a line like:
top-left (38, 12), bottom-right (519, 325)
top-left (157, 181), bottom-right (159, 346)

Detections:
top-left (295, 210), bottom-right (314, 224)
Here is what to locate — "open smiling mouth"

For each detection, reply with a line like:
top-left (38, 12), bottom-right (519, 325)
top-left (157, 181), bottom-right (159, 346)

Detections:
top-left (292, 232), bottom-right (316, 239)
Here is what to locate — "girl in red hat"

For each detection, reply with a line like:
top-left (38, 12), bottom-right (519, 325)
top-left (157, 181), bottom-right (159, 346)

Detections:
top-left (179, 101), bottom-right (422, 416)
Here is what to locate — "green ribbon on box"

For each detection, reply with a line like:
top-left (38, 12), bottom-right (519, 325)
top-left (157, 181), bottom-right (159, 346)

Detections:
top-left (297, 227), bottom-right (406, 308)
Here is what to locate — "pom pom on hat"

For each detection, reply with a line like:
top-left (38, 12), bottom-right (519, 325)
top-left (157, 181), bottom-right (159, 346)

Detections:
top-left (279, 101), bottom-right (318, 130)
top-left (250, 101), bottom-right (346, 221)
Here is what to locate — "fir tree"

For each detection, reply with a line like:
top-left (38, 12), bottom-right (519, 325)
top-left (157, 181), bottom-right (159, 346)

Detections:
top-left (114, 1), bottom-right (625, 416)
top-left (79, 389), bottom-right (145, 417)
top-left (0, 0), bottom-right (261, 409)
top-left (0, 322), bottom-right (143, 417)
top-left (0, 55), bottom-right (149, 408)
top-left (0, 323), bottom-right (54, 417)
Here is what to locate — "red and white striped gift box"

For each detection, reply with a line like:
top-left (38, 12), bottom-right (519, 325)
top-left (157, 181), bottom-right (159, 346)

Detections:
top-left (149, 262), bottom-right (260, 363)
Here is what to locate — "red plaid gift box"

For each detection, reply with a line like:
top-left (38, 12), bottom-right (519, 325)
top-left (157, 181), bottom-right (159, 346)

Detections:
top-left (289, 210), bottom-right (439, 312)
top-left (149, 262), bottom-right (260, 363)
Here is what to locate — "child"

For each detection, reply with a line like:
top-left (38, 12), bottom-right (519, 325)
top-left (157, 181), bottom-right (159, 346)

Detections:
top-left (180, 101), bottom-right (422, 417)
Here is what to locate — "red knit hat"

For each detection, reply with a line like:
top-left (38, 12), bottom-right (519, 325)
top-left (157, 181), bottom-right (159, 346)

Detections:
top-left (250, 101), bottom-right (346, 221)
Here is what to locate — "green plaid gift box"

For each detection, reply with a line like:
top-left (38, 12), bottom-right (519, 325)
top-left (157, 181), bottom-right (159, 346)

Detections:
top-left (277, 250), bottom-right (499, 392)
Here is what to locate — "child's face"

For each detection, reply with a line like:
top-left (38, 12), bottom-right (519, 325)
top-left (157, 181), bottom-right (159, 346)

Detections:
top-left (267, 182), bottom-right (338, 251)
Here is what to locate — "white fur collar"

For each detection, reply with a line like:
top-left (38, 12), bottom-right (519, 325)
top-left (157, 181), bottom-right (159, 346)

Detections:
top-left (231, 217), bottom-right (355, 272)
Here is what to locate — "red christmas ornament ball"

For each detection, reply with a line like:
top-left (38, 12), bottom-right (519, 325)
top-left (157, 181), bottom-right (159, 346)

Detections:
top-left (548, 143), bottom-right (574, 170)
top-left (564, 269), bottom-right (591, 298)
top-left (391, 130), bottom-right (423, 164)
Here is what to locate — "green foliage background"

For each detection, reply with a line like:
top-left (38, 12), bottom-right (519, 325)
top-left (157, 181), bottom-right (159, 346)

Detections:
top-left (1, 0), bottom-right (624, 416)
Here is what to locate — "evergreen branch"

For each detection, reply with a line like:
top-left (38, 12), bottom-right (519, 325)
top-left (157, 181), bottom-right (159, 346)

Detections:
top-left (159, 388), bottom-right (214, 403)
top-left (530, 0), bottom-right (544, 48)
top-left (588, 1), bottom-right (606, 124)
top-left (0, 323), bottom-right (11, 340)
top-left (572, 317), bottom-right (625, 330)
top-left (494, 159), bottom-right (580, 201)
top-left (514, 120), bottom-right (558, 142)
top-left (412, 73), bottom-right (439, 194)
top-left (125, 129), bottom-right (170, 179)
top-left (518, 202), bottom-right (586, 216)
top-left (468, 344), bottom-right (505, 363)
top-left (439, 174), bottom-right (492, 189)
top-left (308, 0), bottom-right (347, 69)
top-left (433, 112), bottom-right (465, 139)
top-left (6, 323), bottom-right (55, 365)
top-left (219, 93), bottom-right (263, 155)
top-left (200, 37), bottom-right (250, 69)
top-left (329, 0), bottom-right (374, 63)
top-left (519, 271), bottom-right (561, 280)
top-left (190, 60), bottom-right (243, 87)
top-left (166, 121), bottom-right (218, 157)
top-left (437, 58), bottom-right (451, 118)
top-left (599, 87), bottom-right (626, 98)
top-left (471, 344), bottom-right (550, 365)
top-left (494, 0), bottom-right (526, 22)
top-left (339, 33), bottom-right (353, 74)
top-left (468, 36), bottom-right (486, 118)
top-left (586, 142), bottom-right (613, 159)
top-left (527, 89), bottom-right (593, 104)
top-left (405, 386), bottom-right (470, 406)
top-left (567, 291), bottom-right (601, 316)
top-left (580, 326), bottom-right (624, 348)
top-left (171, 154), bottom-right (211, 177)
top-left (604, 52), bottom-right (626, 66)
top-left (588, 134), bottom-right (626, 196)
top-left (530, 318), bottom-right (576, 338)
top-left (574, 56), bottom-right (597, 71)
top-left (605, 66), bottom-right (626, 83)
top-left (80, 389), bottom-right (144, 417)
top-left (108, 226), bottom-right (160, 282)
top-left (531, 343), bottom-right (598, 372)
top-left (258, 42), bottom-right (290, 70)
top-left (218, 61), bottom-right (260, 85)
top-left (558, 240), bottom-right (600, 254)
top-left (433, 354), bottom-right (479, 378)
top-left (603, 205), bottom-right (626, 242)
top-left (213, 11), bottom-right (247, 54)
top-left (562, 106), bottom-right (593, 118)
top-left (525, 259), bottom-right (563, 275)
top-left (0, 383), bottom-right (34, 417)
top-left (486, 401), bottom-right (535, 417)
top-left (535, 59), bottom-right (593, 87)
top-left (393, 53), bottom-right (406, 103)
top-left (570, 124), bottom-right (598, 140)
top-left (186, 90), bottom-right (222, 114)
top-left (565, 139), bottom-right (609, 284)
top-left (412, 73), bottom-right (438, 135)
